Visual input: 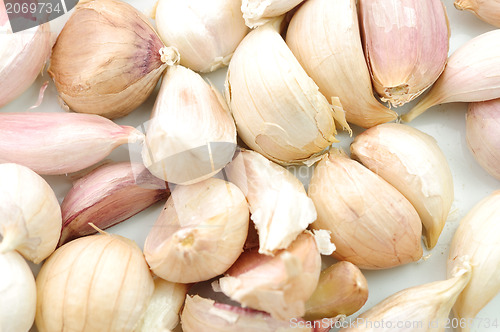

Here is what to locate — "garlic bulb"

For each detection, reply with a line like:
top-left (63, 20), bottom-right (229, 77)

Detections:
top-left (286, 0), bottom-right (397, 128)
top-left (35, 232), bottom-right (154, 332)
top-left (144, 178), bottom-right (249, 283)
top-left (60, 162), bottom-right (169, 246)
top-left (241, 0), bottom-right (306, 28)
top-left (49, 0), bottom-right (180, 119)
top-left (455, 0), bottom-right (500, 28)
top-left (0, 113), bottom-right (143, 175)
top-left (0, 251), bottom-right (36, 332)
top-left (448, 191), bottom-right (500, 330)
top-left (308, 149), bottom-right (423, 269)
top-left (225, 149), bottom-right (317, 255)
top-left (155, 0), bottom-right (249, 72)
top-left (351, 123), bottom-right (454, 249)
top-left (142, 65), bottom-right (236, 185)
top-left (466, 99), bottom-right (500, 180)
top-left (403, 29), bottom-right (500, 122)
top-left (0, 163), bottom-right (61, 264)
top-left (359, 0), bottom-right (449, 107)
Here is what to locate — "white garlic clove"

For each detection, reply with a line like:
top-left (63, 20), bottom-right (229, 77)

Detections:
top-left (351, 123), bottom-right (454, 249)
top-left (455, 0), bottom-right (500, 28)
top-left (241, 0), bottom-right (306, 28)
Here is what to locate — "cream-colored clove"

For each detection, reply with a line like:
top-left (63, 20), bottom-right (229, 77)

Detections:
top-left (241, 0), bottom-right (306, 28)
top-left (455, 0), bottom-right (500, 28)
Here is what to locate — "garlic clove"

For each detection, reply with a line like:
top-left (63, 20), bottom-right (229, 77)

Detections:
top-left (144, 178), bottom-right (249, 283)
top-left (0, 113), bottom-right (143, 175)
top-left (224, 149), bottom-right (317, 255)
top-left (351, 123), bottom-right (454, 249)
top-left (59, 162), bottom-right (169, 246)
top-left (308, 149), bottom-right (423, 270)
top-left (286, 0), bottom-right (397, 128)
top-left (402, 29), bottom-right (500, 122)
top-left (142, 65), bottom-right (237, 185)
top-left (241, 0), bottom-right (306, 28)
top-left (359, 0), bottom-right (449, 107)
top-left (455, 0), bottom-right (500, 28)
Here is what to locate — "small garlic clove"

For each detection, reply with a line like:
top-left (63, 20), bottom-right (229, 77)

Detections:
top-left (0, 113), bottom-right (143, 175)
top-left (308, 149), bottom-right (423, 269)
top-left (351, 123), bottom-right (454, 249)
top-left (59, 162), bottom-right (169, 246)
top-left (455, 0), bottom-right (500, 28)
top-left (144, 178), bottom-right (249, 283)
top-left (241, 0), bottom-right (306, 28)
top-left (224, 149), bottom-right (317, 255)
top-left (286, 0), bottom-right (397, 128)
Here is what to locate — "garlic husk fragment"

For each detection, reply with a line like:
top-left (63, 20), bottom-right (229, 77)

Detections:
top-left (241, 0), bottom-right (305, 28)
top-left (142, 65), bottom-right (236, 185)
top-left (351, 123), bottom-right (454, 249)
top-left (0, 251), bottom-right (36, 332)
top-left (144, 178), bottom-right (249, 283)
top-left (155, 0), bottom-right (248, 72)
top-left (35, 232), bottom-right (154, 332)
top-left (308, 149), bottom-right (423, 269)
top-left (0, 164), bottom-right (61, 264)
top-left (403, 29), bottom-right (500, 122)
top-left (466, 99), bottom-right (500, 180)
top-left (448, 192), bottom-right (500, 330)
top-left (455, 0), bottom-right (500, 28)
top-left (59, 162), bottom-right (169, 246)
top-left (226, 18), bottom-right (347, 165)
top-left (0, 113), bottom-right (143, 175)
top-left (286, 0), bottom-right (397, 128)
top-left (218, 232), bottom-right (321, 320)
top-left (224, 149), bottom-right (317, 255)
top-left (49, 0), bottom-right (179, 119)
top-left (359, 0), bottom-right (449, 107)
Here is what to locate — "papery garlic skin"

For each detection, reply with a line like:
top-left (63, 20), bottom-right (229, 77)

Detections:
top-left (142, 65), bottom-right (236, 185)
top-left (359, 0), bottom-right (449, 107)
top-left (36, 233), bottom-right (154, 332)
top-left (286, 0), bottom-right (397, 128)
top-left (241, 0), bottom-right (305, 28)
top-left (351, 123), bottom-right (454, 249)
top-left (225, 149), bottom-right (317, 255)
top-left (455, 0), bottom-right (500, 28)
top-left (0, 251), bottom-right (36, 332)
top-left (0, 164), bottom-right (61, 264)
top-left (155, 0), bottom-right (248, 72)
top-left (308, 149), bottom-right (423, 270)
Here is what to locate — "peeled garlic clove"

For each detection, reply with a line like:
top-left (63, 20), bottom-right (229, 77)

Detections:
top-left (359, 0), bottom-right (449, 107)
top-left (351, 123), bottom-right (454, 249)
top-left (36, 231), bottom-right (154, 332)
top-left (225, 149), bottom-right (317, 255)
top-left (0, 251), bottom-right (36, 332)
top-left (144, 178), bottom-right (249, 283)
top-left (241, 0), bottom-right (305, 28)
top-left (309, 149), bottom-right (423, 269)
top-left (155, 0), bottom-right (248, 72)
top-left (142, 65), bottom-right (236, 185)
top-left (219, 232), bottom-right (322, 320)
top-left (466, 99), bottom-right (500, 180)
top-left (403, 30), bottom-right (500, 122)
top-left (59, 162), bottom-right (169, 246)
top-left (0, 164), bottom-right (62, 264)
top-left (448, 191), bottom-right (500, 328)
top-left (455, 0), bottom-right (500, 28)
top-left (0, 113), bottom-right (143, 175)
top-left (49, 0), bottom-right (180, 119)
top-left (286, 0), bottom-right (397, 128)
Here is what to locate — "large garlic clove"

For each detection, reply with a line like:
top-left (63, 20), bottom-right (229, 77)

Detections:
top-left (144, 178), bottom-right (249, 283)
top-left (49, 0), bottom-right (180, 119)
top-left (455, 0), bottom-right (500, 28)
top-left (155, 0), bottom-right (249, 72)
top-left (224, 149), bottom-right (317, 255)
top-left (403, 29), bottom-right (500, 122)
top-left (241, 0), bottom-right (306, 28)
top-left (35, 231), bottom-right (154, 332)
top-left (466, 99), bottom-right (500, 180)
top-left (0, 251), bottom-right (36, 332)
top-left (225, 18), bottom-right (346, 165)
top-left (308, 149), bottom-right (423, 270)
top-left (0, 164), bottom-right (61, 264)
top-left (448, 191), bottom-right (500, 330)
top-left (351, 123), bottom-right (454, 249)
top-left (359, 0), bottom-right (449, 107)
top-left (0, 113), bottom-right (143, 175)
top-left (286, 0), bottom-right (397, 128)
top-left (218, 232), bottom-right (322, 320)
top-left (59, 162), bottom-right (169, 246)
